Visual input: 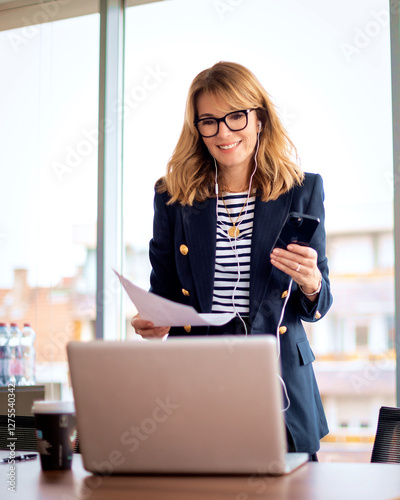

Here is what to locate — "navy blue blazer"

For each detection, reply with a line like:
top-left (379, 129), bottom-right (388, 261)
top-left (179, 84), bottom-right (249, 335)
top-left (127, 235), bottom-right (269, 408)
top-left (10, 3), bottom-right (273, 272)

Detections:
top-left (149, 172), bottom-right (333, 454)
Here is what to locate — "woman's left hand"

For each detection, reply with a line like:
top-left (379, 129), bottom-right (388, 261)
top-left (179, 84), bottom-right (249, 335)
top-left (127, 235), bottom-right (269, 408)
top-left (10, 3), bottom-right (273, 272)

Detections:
top-left (270, 244), bottom-right (321, 301)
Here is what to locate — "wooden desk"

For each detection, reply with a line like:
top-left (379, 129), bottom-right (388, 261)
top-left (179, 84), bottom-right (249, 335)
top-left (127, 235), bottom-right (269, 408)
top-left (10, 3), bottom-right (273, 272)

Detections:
top-left (2, 453), bottom-right (400, 500)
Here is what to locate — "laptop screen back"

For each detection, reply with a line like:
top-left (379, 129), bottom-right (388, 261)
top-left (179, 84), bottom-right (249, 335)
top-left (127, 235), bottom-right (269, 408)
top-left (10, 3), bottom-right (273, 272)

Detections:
top-left (67, 335), bottom-right (288, 474)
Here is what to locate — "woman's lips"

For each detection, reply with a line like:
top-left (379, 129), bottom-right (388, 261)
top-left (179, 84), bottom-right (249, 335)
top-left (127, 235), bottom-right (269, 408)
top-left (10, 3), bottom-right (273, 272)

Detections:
top-left (217, 140), bottom-right (241, 151)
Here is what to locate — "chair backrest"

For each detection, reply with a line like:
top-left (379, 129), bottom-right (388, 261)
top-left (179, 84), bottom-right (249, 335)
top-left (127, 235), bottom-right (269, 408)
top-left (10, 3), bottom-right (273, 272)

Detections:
top-left (371, 406), bottom-right (400, 463)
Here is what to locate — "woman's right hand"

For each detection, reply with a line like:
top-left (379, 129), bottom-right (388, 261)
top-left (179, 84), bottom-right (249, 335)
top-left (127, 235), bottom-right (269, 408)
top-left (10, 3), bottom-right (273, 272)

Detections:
top-left (131, 314), bottom-right (170, 339)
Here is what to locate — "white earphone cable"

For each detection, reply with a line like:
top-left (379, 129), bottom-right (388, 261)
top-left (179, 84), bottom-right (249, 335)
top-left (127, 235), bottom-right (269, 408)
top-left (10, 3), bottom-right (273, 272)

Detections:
top-left (275, 278), bottom-right (293, 412)
top-left (213, 128), bottom-right (290, 410)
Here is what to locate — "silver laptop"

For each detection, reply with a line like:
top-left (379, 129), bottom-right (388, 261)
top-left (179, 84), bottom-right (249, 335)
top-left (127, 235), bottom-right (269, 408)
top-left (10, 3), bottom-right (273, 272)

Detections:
top-left (67, 336), bottom-right (308, 475)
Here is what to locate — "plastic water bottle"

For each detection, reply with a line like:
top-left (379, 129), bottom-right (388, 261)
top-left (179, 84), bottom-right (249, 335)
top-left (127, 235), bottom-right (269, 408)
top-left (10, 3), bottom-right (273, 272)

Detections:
top-left (9, 323), bottom-right (23, 385)
top-left (21, 323), bottom-right (36, 385)
top-left (0, 323), bottom-right (11, 385)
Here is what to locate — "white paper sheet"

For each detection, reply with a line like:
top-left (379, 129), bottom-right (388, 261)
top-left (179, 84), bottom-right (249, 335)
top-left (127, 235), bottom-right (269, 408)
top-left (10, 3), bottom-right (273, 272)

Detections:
top-left (114, 270), bottom-right (236, 327)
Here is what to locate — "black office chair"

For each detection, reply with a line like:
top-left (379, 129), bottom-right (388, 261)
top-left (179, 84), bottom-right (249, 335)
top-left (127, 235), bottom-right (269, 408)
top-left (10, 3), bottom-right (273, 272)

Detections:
top-left (371, 406), bottom-right (400, 463)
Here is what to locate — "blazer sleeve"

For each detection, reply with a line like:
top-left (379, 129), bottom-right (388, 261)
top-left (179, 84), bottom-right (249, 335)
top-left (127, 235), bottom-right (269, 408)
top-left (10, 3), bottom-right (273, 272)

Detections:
top-left (149, 190), bottom-right (181, 303)
top-left (294, 173), bottom-right (333, 322)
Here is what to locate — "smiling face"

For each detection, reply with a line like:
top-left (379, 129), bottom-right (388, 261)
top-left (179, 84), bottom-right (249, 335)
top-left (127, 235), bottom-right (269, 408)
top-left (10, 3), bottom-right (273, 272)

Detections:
top-left (196, 92), bottom-right (259, 184)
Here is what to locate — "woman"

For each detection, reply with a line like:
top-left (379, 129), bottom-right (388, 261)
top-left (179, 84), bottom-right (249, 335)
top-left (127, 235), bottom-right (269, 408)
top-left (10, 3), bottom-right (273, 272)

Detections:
top-left (132, 61), bottom-right (333, 458)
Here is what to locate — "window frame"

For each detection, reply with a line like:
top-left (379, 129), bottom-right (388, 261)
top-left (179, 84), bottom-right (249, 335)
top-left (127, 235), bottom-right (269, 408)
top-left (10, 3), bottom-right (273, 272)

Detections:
top-left (390, 0), bottom-right (400, 406)
top-left (0, 0), bottom-right (398, 406)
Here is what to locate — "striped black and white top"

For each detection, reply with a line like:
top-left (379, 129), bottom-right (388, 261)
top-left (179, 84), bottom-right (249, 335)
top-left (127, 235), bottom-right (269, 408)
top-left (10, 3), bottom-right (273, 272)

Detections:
top-left (211, 192), bottom-right (256, 315)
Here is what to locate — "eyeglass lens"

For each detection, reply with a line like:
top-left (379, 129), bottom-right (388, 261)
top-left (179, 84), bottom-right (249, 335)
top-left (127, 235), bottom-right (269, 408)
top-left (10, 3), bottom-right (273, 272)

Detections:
top-left (197, 111), bottom-right (248, 137)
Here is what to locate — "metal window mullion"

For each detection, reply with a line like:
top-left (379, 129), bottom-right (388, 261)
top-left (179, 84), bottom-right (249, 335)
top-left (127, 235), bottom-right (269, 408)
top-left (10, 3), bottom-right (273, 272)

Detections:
top-left (96, 0), bottom-right (125, 340)
top-left (390, 0), bottom-right (400, 406)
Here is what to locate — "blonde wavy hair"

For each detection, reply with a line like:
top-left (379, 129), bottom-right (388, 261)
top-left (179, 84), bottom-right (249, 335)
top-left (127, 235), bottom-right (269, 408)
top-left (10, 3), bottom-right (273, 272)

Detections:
top-left (158, 61), bottom-right (304, 205)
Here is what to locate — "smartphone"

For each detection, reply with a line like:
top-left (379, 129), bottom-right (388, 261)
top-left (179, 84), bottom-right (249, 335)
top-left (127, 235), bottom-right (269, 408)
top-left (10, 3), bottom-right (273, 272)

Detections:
top-left (272, 212), bottom-right (320, 249)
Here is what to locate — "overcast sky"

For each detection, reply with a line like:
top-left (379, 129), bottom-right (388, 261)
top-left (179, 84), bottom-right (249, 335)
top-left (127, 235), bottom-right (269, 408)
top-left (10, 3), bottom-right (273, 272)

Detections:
top-left (0, 0), bottom-right (393, 287)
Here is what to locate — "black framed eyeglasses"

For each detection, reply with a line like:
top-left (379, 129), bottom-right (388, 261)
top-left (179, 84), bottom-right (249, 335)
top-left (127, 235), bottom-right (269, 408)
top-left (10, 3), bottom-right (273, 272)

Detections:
top-left (194, 109), bottom-right (256, 138)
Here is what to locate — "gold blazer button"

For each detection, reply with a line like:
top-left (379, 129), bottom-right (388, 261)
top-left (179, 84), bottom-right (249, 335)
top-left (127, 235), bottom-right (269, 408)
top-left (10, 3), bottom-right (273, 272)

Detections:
top-left (182, 288), bottom-right (190, 296)
top-left (281, 290), bottom-right (288, 299)
top-left (180, 244), bottom-right (189, 255)
top-left (183, 325), bottom-right (191, 333)
top-left (279, 326), bottom-right (287, 335)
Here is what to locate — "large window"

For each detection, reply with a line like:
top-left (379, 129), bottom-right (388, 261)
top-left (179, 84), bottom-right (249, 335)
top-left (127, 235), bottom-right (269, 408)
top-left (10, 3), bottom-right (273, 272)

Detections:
top-left (122, 0), bottom-right (394, 460)
top-left (0, 13), bottom-right (100, 398)
top-left (0, 0), bottom-right (397, 462)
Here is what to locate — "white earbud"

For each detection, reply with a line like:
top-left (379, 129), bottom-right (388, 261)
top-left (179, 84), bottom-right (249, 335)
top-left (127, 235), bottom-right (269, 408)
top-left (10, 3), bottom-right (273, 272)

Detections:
top-left (258, 121), bottom-right (262, 132)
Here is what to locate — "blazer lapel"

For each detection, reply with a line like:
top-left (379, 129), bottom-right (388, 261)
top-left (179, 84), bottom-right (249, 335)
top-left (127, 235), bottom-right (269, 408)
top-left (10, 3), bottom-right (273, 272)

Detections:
top-left (249, 191), bottom-right (293, 321)
top-left (182, 198), bottom-right (217, 312)
top-left (180, 190), bottom-right (294, 317)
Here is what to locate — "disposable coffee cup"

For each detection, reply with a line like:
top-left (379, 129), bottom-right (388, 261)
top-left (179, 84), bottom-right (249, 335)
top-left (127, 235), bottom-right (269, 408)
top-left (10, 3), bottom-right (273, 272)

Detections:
top-left (32, 400), bottom-right (76, 471)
